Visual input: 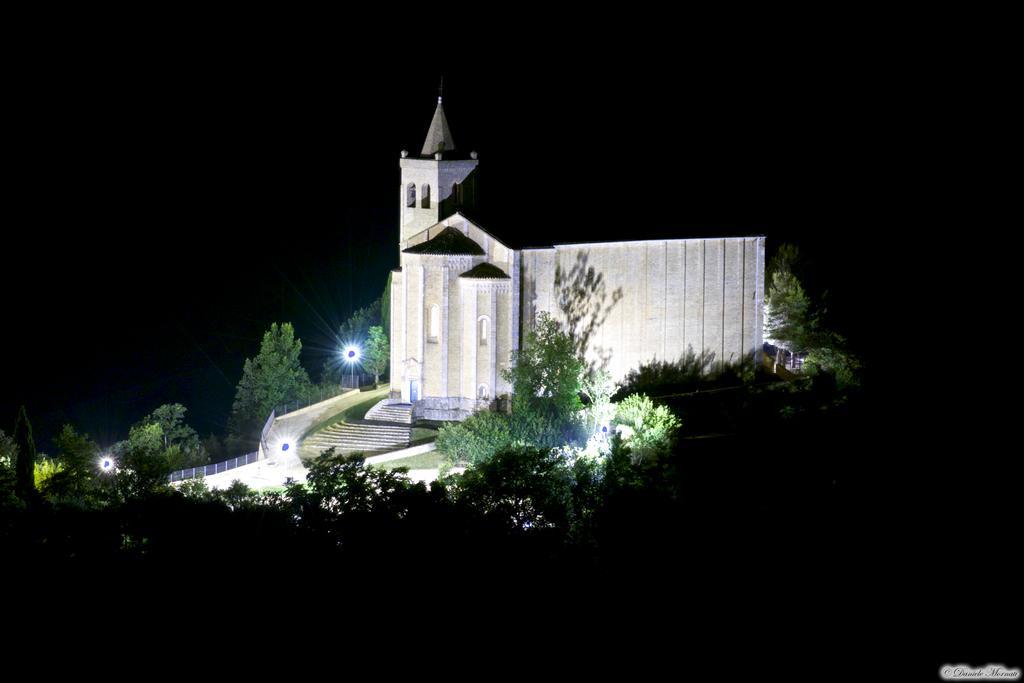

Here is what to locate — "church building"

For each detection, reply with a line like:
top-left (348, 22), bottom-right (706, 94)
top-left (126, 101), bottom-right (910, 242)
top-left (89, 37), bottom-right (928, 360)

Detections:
top-left (390, 94), bottom-right (766, 421)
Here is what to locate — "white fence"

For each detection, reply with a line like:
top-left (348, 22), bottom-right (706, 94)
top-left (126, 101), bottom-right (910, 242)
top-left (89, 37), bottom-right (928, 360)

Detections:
top-left (168, 451), bottom-right (259, 483)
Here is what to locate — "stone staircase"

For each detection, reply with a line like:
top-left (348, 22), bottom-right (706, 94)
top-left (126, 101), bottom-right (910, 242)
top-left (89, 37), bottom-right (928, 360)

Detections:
top-left (302, 421), bottom-right (412, 456)
top-left (301, 400), bottom-right (414, 456)
top-left (365, 401), bottom-right (413, 425)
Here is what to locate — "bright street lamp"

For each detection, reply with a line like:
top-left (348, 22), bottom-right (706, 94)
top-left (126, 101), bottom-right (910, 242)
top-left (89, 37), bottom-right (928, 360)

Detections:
top-left (343, 344), bottom-right (361, 389)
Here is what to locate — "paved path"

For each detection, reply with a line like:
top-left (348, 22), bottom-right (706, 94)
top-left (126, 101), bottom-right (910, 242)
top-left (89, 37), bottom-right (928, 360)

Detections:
top-left (193, 388), bottom-right (449, 491)
top-left (200, 388), bottom-right (386, 490)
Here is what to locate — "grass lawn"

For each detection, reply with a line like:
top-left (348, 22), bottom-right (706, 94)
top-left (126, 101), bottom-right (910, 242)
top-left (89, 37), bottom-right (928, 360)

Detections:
top-left (374, 450), bottom-right (444, 471)
top-left (301, 388), bottom-right (387, 440)
top-left (409, 427), bottom-right (438, 446)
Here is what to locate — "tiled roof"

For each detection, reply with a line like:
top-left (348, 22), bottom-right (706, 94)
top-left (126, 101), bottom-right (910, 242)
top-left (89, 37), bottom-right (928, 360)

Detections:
top-left (459, 262), bottom-right (510, 279)
top-left (402, 226), bottom-right (485, 256)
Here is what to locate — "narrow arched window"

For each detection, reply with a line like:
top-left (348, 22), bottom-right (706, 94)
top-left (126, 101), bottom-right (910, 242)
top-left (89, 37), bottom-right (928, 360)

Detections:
top-left (478, 316), bottom-right (489, 346)
top-left (428, 304), bottom-right (440, 342)
top-left (421, 184), bottom-right (431, 209)
top-left (452, 182), bottom-right (461, 207)
top-left (477, 384), bottom-right (489, 400)
top-left (406, 183), bottom-right (416, 208)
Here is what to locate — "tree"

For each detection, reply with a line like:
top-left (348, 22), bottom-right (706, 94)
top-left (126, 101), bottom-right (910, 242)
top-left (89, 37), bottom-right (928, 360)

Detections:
top-left (34, 459), bottom-right (64, 491)
top-left (338, 302), bottom-right (379, 345)
top-left (0, 441), bottom-right (20, 512)
top-left (134, 404), bottom-right (200, 451)
top-left (12, 406), bottom-right (36, 502)
top-left (764, 244), bottom-right (860, 387)
top-left (500, 312), bottom-right (587, 452)
top-left (213, 480), bottom-right (258, 510)
top-left (379, 274), bottom-right (391, 341)
top-left (230, 323), bottom-right (311, 440)
top-left (504, 312), bottom-right (585, 422)
top-left (43, 424), bottom-right (99, 500)
top-left (322, 279), bottom-right (392, 383)
top-left (581, 368), bottom-right (617, 435)
top-left (449, 447), bottom-right (576, 533)
top-left (110, 425), bottom-right (172, 500)
top-left (364, 325), bottom-right (389, 386)
top-left (327, 302), bottom-right (378, 380)
top-left (0, 430), bottom-right (16, 469)
top-left (764, 256), bottom-right (813, 354)
top-left (133, 404), bottom-right (206, 468)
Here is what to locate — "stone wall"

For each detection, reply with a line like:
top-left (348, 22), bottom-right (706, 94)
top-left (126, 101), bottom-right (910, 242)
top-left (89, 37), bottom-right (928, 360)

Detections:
top-left (520, 236), bottom-right (765, 382)
top-left (399, 158), bottom-right (478, 244)
top-left (391, 228), bottom-right (515, 419)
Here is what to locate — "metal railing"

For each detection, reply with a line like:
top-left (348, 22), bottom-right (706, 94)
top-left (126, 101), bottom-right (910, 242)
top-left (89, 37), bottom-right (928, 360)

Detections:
top-left (170, 404), bottom-right (280, 483)
top-left (259, 408), bottom-right (276, 455)
top-left (169, 451), bottom-right (259, 483)
top-left (273, 382), bottom-right (351, 418)
top-left (168, 383), bottom-right (368, 484)
top-left (763, 343), bottom-right (807, 372)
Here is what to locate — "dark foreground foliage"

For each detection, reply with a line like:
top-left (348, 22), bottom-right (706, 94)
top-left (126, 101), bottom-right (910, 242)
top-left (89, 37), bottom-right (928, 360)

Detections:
top-left (2, 384), bottom-right (1019, 664)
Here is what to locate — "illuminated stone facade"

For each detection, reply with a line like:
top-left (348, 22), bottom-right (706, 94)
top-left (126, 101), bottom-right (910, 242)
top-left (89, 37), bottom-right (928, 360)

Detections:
top-left (389, 97), bottom-right (765, 421)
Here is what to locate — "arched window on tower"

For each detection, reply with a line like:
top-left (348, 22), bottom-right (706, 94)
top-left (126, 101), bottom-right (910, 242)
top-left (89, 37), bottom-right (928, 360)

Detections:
top-left (421, 184), bottom-right (431, 209)
top-left (478, 315), bottom-right (489, 346)
top-left (477, 384), bottom-right (489, 400)
top-left (428, 304), bottom-right (440, 342)
top-left (406, 183), bottom-right (416, 208)
top-left (452, 182), bottom-right (461, 207)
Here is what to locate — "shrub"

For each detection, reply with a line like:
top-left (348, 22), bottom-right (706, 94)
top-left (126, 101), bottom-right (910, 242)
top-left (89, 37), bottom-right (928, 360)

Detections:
top-left (614, 394), bottom-right (682, 463)
top-left (448, 447), bottom-right (576, 532)
top-left (34, 458), bottom-right (64, 491)
top-left (177, 478), bottom-right (211, 500)
top-left (436, 411), bottom-right (513, 467)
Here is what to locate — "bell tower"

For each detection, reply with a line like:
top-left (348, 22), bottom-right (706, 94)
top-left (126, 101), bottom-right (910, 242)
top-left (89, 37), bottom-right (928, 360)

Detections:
top-left (399, 85), bottom-right (479, 246)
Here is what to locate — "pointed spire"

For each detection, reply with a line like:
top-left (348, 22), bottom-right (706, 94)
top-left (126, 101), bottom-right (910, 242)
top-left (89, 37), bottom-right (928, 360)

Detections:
top-left (421, 80), bottom-right (455, 157)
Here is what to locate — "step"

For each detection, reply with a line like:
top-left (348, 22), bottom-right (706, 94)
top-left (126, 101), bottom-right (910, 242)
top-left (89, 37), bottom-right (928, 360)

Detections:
top-left (325, 423), bottom-right (410, 431)
top-left (302, 408), bottom-right (413, 456)
top-left (317, 433), bottom-right (409, 443)
top-left (319, 432), bottom-right (409, 440)
top-left (310, 445), bottom-right (406, 452)
top-left (324, 445), bottom-right (408, 451)
top-left (322, 431), bottom-right (410, 439)
top-left (305, 436), bottom-right (410, 446)
top-left (313, 426), bottom-right (408, 434)
top-left (306, 442), bottom-right (408, 450)
top-left (365, 400), bottom-right (414, 424)
top-left (307, 438), bottom-right (408, 446)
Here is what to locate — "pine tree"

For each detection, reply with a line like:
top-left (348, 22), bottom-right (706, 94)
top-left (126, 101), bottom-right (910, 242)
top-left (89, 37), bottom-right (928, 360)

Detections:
top-left (379, 274), bottom-right (391, 340)
top-left (365, 325), bottom-right (390, 385)
top-left (12, 405), bottom-right (36, 502)
top-left (229, 323), bottom-right (311, 440)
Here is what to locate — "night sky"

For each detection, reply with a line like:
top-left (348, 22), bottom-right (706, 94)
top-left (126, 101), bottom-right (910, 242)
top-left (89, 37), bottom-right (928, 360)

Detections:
top-left (5, 33), bottom-right (894, 452)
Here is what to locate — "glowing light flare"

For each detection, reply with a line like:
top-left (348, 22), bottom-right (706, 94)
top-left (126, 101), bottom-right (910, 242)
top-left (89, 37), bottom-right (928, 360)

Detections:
top-left (343, 345), bottom-right (361, 364)
top-left (98, 456), bottom-right (115, 473)
top-left (268, 432), bottom-right (300, 457)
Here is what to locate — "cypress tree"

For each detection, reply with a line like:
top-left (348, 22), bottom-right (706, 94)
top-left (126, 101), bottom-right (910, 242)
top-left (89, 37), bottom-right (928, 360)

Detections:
top-left (12, 405), bottom-right (36, 502)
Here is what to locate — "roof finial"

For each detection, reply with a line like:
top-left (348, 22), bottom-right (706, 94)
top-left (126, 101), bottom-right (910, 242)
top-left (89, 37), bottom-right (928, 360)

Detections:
top-left (438, 76), bottom-right (443, 104)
